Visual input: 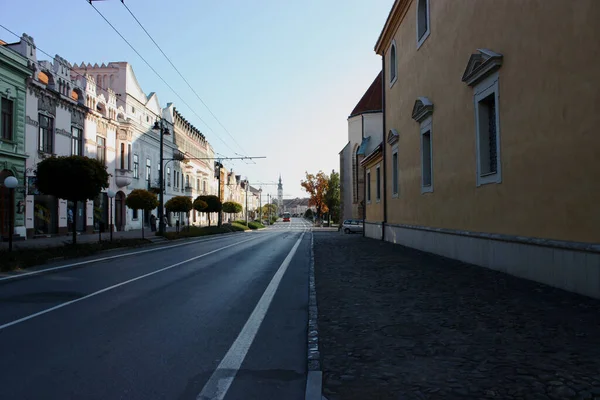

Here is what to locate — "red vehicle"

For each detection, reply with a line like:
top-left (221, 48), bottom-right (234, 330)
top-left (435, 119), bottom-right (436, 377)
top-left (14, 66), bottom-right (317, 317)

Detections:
top-left (282, 212), bottom-right (291, 222)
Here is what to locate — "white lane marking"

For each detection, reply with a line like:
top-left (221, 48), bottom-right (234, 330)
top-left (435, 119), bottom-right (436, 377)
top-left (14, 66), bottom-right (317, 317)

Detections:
top-left (197, 230), bottom-right (306, 400)
top-left (0, 235), bottom-right (260, 331)
top-left (0, 231), bottom-right (263, 283)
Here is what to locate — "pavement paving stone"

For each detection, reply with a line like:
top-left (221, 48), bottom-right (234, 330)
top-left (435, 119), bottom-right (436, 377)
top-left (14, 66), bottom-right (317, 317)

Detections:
top-left (314, 232), bottom-right (600, 400)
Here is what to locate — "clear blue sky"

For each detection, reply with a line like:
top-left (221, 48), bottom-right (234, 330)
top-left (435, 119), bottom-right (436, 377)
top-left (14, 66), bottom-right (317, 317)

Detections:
top-left (1, 0), bottom-right (393, 198)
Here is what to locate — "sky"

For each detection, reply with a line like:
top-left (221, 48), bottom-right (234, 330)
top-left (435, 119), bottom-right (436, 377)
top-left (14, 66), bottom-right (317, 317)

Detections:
top-left (1, 0), bottom-right (393, 199)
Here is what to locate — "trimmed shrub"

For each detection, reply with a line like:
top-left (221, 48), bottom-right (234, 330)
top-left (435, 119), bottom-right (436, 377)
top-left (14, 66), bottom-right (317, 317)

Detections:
top-left (248, 221), bottom-right (265, 230)
top-left (230, 222), bottom-right (250, 231)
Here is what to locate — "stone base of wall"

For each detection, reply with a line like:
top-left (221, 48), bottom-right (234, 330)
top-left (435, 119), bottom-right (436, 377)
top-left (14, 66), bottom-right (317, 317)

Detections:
top-left (86, 225), bottom-right (94, 234)
top-left (26, 228), bottom-right (34, 239)
top-left (364, 221), bottom-right (383, 240)
top-left (58, 226), bottom-right (68, 235)
top-left (384, 223), bottom-right (600, 299)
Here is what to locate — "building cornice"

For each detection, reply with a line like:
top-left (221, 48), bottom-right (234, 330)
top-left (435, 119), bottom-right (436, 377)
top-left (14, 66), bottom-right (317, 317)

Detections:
top-left (374, 0), bottom-right (412, 55)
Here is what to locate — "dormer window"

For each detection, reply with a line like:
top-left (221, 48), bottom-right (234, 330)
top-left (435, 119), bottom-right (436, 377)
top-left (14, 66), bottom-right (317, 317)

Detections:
top-left (416, 0), bottom-right (431, 49)
top-left (389, 41), bottom-right (397, 86)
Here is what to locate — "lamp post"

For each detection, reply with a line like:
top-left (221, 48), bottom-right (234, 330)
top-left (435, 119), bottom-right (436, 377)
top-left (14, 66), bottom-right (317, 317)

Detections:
top-left (245, 180), bottom-right (249, 226)
top-left (107, 190), bottom-right (115, 242)
top-left (215, 161), bottom-right (223, 227)
top-left (4, 176), bottom-right (18, 252)
top-left (153, 119), bottom-right (171, 235)
top-left (258, 188), bottom-right (262, 223)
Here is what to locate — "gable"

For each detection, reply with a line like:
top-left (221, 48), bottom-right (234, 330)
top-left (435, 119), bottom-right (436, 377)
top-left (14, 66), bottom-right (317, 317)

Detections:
top-left (461, 49), bottom-right (503, 87)
top-left (411, 97), bottom-right (434, 122)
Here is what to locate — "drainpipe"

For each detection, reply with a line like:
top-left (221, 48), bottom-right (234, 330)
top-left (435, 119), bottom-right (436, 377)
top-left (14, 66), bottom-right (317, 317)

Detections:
top-left (381, 57), bottom-right (387, 242)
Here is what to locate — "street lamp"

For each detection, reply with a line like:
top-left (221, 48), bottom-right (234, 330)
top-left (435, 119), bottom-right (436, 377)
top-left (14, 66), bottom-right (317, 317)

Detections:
top-left (153, 119), bottom-right (171, 235)
top-left (4, 176), bottom-right (18, 252)
top-left (107, 190), bottom-right (116, 242)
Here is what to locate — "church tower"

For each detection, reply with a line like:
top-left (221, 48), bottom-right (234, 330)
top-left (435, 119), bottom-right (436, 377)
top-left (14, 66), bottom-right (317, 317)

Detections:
top-left (277, 175), bottom-right (283, 211)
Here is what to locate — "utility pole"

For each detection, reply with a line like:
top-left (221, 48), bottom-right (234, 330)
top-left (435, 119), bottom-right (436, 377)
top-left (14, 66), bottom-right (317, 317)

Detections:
top-left (245, 180), bottom-right (249, 226)
top-left (215, 161), bottom-right (223, 227)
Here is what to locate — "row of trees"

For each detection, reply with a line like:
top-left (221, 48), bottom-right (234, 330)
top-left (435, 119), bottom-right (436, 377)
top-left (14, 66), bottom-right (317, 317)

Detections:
top-left (34, 155), bottom-right (245, 243)
top-left (300, 169), bottom-right (340, 224)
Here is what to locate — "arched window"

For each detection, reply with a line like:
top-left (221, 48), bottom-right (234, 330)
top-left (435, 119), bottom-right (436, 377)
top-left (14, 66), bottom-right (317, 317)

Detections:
top-left (109, 74), bottom-right (114, 88)
top-left (390, 41), bottom-right (397, 83)
top-left (417, 0), bottom-right (431, 48)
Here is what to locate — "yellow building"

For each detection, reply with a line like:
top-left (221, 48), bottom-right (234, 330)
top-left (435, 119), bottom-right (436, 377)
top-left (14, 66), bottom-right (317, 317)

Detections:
top-left (374, 0), bottom-right (600, 298)
top-left (361, 142), bottom-right (384, 239)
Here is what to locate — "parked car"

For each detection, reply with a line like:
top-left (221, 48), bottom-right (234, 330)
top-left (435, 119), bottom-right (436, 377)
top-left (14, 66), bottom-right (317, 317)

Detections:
top-left (342, 219), bottom-right (363, 234)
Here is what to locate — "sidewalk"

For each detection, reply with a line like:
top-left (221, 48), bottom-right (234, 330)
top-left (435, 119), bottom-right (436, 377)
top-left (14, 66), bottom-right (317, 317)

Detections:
top-left (314, 232), bottom-right (600, 400)
top-left (0, 226), bottom-right (178, 250)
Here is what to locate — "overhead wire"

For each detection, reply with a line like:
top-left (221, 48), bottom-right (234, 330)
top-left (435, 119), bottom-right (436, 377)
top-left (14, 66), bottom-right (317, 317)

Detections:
top-left (119, 0), bottom-right (248, 156)
top-left (87, 1), bottom-right (240, 156)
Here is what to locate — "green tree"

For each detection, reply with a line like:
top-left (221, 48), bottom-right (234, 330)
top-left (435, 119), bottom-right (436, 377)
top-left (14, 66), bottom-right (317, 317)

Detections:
top-left (222, 201), bottom-right (243, 222)
top-left (325, 170), bottom-right (341, 224)
top-left (195, 195), bottom-right (221, 226)
top-left (165, 196), bottom-right (193, 229)
top-left (125, 189), bottom-right (159, 239)
top-left (36, 155), bottom-right (109, 244)
top-left (304, 208), bottom-right (314, 219)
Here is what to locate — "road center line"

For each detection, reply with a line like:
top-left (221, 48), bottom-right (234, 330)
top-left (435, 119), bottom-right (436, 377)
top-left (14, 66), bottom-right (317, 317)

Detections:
top-left (0, 235), bottom-right (260, 332)
top-left (0, 231), bottom-right (263, 283)
top-left (197, 229), bottom-right (306, 400)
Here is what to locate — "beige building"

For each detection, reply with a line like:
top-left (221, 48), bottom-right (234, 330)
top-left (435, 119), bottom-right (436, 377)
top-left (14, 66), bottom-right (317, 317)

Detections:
top-left (374, 0), bottom-right (600, 298)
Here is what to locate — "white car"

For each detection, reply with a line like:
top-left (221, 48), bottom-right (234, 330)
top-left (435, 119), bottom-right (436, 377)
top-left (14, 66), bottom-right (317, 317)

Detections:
top-left (342, 219), bottom-right (363, 234)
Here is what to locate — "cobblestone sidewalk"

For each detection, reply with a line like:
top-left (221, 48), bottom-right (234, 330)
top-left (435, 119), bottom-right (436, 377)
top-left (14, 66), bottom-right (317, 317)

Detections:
top-left (314, 232), bottom-right (600, 400)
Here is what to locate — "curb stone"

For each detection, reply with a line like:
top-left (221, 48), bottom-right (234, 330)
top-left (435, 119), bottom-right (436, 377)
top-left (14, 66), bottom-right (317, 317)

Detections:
top-left (305, 231), bottom-right (324, 400)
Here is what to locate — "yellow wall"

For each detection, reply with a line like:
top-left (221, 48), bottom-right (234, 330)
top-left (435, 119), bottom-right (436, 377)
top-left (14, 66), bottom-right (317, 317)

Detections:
top-left (365, 155), bottom-right (384, 222)
top-left (382, 0), bottom-right (600, 243)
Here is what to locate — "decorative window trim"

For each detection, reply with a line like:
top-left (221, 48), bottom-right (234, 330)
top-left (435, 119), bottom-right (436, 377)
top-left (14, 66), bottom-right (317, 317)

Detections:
top-left (474, 72), bottom-right (502, 187)
top-left (420, 117), bottom-right (433, 193)
top-left (389, 40), bottom-right (398, 88)
top-left (412, 97), bottom-right (434, 123)
top-left (375, 164), bottom-right (381, 203)
top-left (366, 169), bottom-right (372, 204)
top-left (391, 144), bottom-right (399, 198)
top-left (416, 0), bottom-right (431, 49)
top-left (461, 49), bottom-right (503, 87)
top-left (387, 128), bottom-right (399, 145)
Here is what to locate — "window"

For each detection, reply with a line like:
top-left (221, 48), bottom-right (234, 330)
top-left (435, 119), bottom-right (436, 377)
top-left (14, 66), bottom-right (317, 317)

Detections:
top-left (389, 42), bottom-right (397, 85)
top-left (39, 114), bottom-right (54, 153)
top-left (186, 175), bottom-right (190, 188)
top-left (131, 106), bottom-right (135, 114)
top-left (474, 74), bottom-right (501, 186)
top-left (416, 0), bottom-right (430, 49)
top-left (120, 143), bottom-right (125, 169)
top-left (71, 126), bottom-right (82, 155)
top-left (202, 180), bottom-right (207, 193)
top-left (392, 149), bottom-right (399, 196)
top-left (146, 158), bottom-right (151, 181)
top-left (167, 167), bottom-right (171, 186)
top-left (128, 144), bottom-right (132, 170)
top-left (132, 208), bottom-right (138, 219)
top-left (96, 136), bottom-right (106, 165)
top-left (1, 98), bottom-right (13, 141)
top-left (376, 166), bottom-right (381, 202)
top-left (366, 170), bottom-right (371, 203)
top-left (197, 179), bottom-right (200, 191)
top-left (420, 118), bottom-right (433, 192)
top-left (133, 154), bottom-right (139, 179)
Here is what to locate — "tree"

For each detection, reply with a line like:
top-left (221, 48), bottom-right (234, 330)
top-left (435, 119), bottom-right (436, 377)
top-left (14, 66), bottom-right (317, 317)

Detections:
top-left (195, 195), bottom-right (221, 226)
top-left (165, 196), bottom-right (193, 229)
top-left (261, 204), bottom-right (277, 221)
top-left (325, 170), bottom-right (341, 225)
top-left (304, 208), bottom-right (314, 219)
top-left (301, 171), bottom-right (329, 221)
top-left (222, 201), bottom-right (243, 222)
top-left (125, 189), bottom-right (159, 239)
top-left (36, 155), bottom-right (109, 244)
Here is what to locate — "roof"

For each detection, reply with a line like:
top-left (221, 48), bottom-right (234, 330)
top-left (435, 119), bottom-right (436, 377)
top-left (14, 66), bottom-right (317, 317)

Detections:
top-left (374, 0), bottom-right (411, 55)
top-left (360, 142), bottom-right (383, 167)
top-left (356, 136), bottom-right (371, 155)
top-left (349, 71), bottom-right (383, 118)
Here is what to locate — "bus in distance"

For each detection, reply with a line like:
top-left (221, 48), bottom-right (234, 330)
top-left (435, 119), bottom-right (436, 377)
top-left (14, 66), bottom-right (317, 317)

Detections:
top-left (283, 212), bottom-right (291, 222)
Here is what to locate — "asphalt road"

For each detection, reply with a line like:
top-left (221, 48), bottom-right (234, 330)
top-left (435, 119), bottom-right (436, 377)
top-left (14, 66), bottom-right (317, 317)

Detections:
top-left (0, 218), bottom-right (312, 400)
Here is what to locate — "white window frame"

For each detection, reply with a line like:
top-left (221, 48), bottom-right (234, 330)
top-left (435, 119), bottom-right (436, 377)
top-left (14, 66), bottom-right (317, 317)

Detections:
top-left (416, 0), bottom-right (431, 50)
top-left (391, 145), bottom-right (399, 197)
top-left (389, 40), bottom-right (398, 88)
top-left (375, 164), bottom-right (381, 203)
top-left (366, 169), bottom-right (371, 204)
top-left (420, 116), bottom-right (433, 193)
top-left (474, 72), bottom-right (502, 186)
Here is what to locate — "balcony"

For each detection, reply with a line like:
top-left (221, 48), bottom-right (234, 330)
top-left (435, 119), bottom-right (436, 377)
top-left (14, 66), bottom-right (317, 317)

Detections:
top-left (114, 169), bottom-right (133, 188)
top-left (184, 186), bottom-right (193, 196)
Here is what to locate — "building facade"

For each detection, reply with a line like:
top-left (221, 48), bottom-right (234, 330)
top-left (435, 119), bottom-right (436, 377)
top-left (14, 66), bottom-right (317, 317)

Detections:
top-left (339, 72), bottom-right (383, 223)
top-left (0, 43), bottom-right (31, 240)
top-left (375, 0), bottom-right (600, 298)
